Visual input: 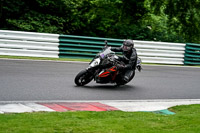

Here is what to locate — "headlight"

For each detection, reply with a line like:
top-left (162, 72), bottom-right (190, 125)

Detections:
top-left (90, 58), bottom-right (100, 67)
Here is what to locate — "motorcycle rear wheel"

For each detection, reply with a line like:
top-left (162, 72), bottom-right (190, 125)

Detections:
top-left (74, 69), bottom-right (93, 86)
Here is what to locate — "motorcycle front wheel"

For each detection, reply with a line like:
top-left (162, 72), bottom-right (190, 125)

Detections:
top-left (74, 69), bottom-right (93, 86)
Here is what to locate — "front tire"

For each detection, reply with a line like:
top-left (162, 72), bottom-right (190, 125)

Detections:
top-left (74, 69), bottom-right (93, 86)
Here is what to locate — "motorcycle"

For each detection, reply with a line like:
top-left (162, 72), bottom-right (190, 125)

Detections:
top-left (74, 41), bottom-right (141, 86)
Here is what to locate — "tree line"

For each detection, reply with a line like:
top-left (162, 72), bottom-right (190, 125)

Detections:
top-left (0, 0), bottom-right (200, 43)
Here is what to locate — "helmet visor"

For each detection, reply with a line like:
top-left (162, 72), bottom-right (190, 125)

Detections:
top-left (123, 45), bottom-right (132, 51)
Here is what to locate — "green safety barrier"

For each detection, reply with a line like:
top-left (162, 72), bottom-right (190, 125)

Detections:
top-left (58, 34), bottom-right (124, 59)
top-left (184, 43), bottom-right (200, 65)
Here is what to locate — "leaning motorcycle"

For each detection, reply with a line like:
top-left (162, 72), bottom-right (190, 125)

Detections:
top-left (74, 43), bottom-right (141, 86)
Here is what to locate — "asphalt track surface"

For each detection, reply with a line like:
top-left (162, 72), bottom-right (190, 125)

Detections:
top-left (0, 59), bottom-right (200, 101)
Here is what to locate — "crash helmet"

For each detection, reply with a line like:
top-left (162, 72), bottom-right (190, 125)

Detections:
top-left (122, 39), bottom-right (134, 52)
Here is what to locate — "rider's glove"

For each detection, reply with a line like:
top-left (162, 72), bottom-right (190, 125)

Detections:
top-left (116, 64), bottom-right (125, 70)
top-left (99, 63), bottom-right (112, 69)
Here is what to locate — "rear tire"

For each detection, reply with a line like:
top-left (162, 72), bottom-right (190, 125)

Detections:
top-left (74, 69), bottom-right (93, 86)
top-left (128, 70), bottom-right (135, 82)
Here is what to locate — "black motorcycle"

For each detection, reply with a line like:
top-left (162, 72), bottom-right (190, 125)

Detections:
top-left (74, 43), bottom-right (141, 86)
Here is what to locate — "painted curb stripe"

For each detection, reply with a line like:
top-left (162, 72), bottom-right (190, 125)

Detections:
top-left (101, 100), bottom-right (200, 112)
top-left (39, 103), bottom-right (70, 112)
top-left (40, 102), bottom-right (119, 112)
top-left (0, 103), bottom-right (54, 113)
top-left (24, 103), bottom-right (54, 112)
top-left (89, 102), bottom-right (119, 111)
top-left (0, 104), bottom-right (33, 113)
top-left (1, 100), bottom-right (200, 114)
top-left (58, 102), bottom-right (106, 111)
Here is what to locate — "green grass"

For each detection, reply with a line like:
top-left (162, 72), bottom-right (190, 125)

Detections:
top-left (0, 104), bottom-right (200, 133)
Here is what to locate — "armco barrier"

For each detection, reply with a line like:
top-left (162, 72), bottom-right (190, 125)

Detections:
top-left (0, 30), bottom-right (60, 58)
top-left (58, 34), bottom-right (123, 59)
top-left (184, 43), bottom-right (200, 65)
top-left (134, 40), bottom-right (185, 64)
top-left (0, 30), bottom-right (123, 59)
top-left (0, 30), bottom-right (186, 65)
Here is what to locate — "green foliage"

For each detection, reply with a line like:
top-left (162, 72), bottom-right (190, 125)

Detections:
top-left (150, 0), bottom-right (200, 43)
top-left (0, 0), bottom-right (199, 43)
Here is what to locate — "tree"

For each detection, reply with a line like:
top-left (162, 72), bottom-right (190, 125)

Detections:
top-left (2, 0), bottom-right (196, 43)
top-left (150, 0), bottom-right (200, 43)
top-left (0, 0), bottom-right (87, 34)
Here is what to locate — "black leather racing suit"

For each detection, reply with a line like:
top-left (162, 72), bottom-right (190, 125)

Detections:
top-left (111, 47), bottom-right (137, 84)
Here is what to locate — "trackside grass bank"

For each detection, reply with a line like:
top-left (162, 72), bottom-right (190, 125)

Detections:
top-left (0, 104), bottom-right (200, 133)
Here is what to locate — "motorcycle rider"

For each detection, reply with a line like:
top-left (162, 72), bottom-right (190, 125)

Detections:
top-left (111, 39), bottom-right (142, 84)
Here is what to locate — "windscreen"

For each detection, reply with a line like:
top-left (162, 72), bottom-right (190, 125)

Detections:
top-left (100, 47), bottom-right (114, 58)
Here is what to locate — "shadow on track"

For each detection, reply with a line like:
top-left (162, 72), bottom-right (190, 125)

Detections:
top-left (74, 84), bottom-right (136, 91)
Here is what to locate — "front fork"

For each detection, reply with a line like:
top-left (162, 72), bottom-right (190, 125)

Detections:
top-left (86, 67), bottom-right (100, 80)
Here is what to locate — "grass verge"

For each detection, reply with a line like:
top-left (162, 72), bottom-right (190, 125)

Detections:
top-left (0, 104), bottom-right (200, 133)
top-left (1, 55), bottom-right (200, 67)
top-left (0, 55), bottom-right (91, 62)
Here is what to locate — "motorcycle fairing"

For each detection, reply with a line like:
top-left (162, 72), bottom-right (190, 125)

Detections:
top-left (99, 66), bottom-right (117, 78)
top-left (96, 66), bottom-right (118, 83)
